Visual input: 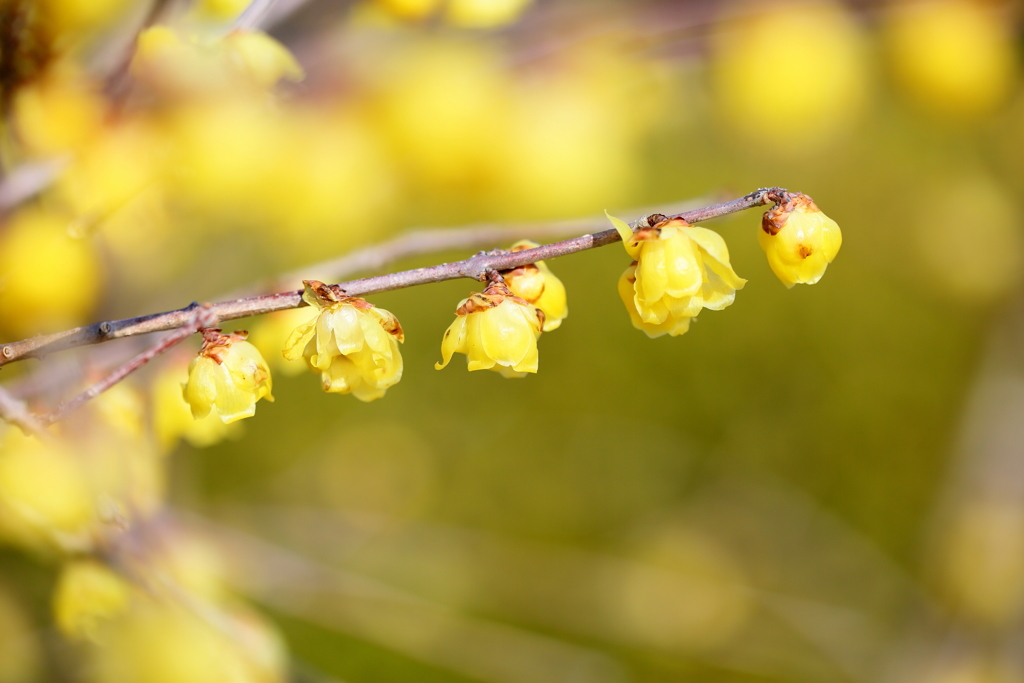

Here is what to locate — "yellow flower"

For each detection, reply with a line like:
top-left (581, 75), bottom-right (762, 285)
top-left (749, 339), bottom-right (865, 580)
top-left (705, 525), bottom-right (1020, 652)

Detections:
top-left (53, 560), bottom-right (131, 641)
top-left (435, 279), bottom-right (544, 377)
top-left (758, 193), bottom-right (842, 288)
top-left (153, 359), bottom-right (241, 450)
top-left (283, 281), bottom-right (404, 402)
top-left (183, 330), bottom-right (274, 423)
top-left (223, 30), bottom-right (305, 87)
top-left (607, 212), bottom-right (746, 338)
top-left (502, 240), bottom-right (568, 331)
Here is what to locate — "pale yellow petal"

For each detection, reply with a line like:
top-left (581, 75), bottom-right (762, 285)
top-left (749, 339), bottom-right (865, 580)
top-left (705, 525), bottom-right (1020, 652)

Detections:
top-left (436, 315), bottom-right (467, 370)
top-left (605, 210), bottom-right (642, 259)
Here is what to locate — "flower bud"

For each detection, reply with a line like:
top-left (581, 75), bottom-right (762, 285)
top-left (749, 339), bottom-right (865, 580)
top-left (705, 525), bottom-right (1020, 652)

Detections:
top-left (53, 560), bottom-right (131, 641)
top-left (183, 330), bottom-right (274, 423)
top-left (607, 212), bottom-right (745, 338)
top-left (436, 279), bottom-right (543, 376)
top-left (502, 240), bottom-right (568, 331)
top-left (758, 193), bottom-right (842, 288)
top-left (282, 281), bottom-right (404, 402)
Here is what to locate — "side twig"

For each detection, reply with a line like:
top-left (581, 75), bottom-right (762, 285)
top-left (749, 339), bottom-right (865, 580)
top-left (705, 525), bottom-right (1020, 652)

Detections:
top-left (0, 187), bottom-right (787, 369)
top-left (43, 306), bottom-right (219, 425)
top-left (0, 387), bottom-right (49, 438)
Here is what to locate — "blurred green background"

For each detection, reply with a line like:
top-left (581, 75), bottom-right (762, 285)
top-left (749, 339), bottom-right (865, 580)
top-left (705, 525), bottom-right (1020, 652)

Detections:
top-left (3, 1), bottom-right (1024, 682)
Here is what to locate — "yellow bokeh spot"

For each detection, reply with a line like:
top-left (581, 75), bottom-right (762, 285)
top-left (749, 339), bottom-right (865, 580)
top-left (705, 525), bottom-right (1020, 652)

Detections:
top-left (14, 67), bottom-right (105, 156)
top-left (90, 602), bottom-right (287, 683)
top-left (0, 429), bottom-right (96, 553)
top-left (445, 0), bottom-right (533, 27)
top-left (0, 208), bottom-right (101, 338)
top-left (938, 501), bottom-right (1024, 626)
top-left (191, 0), bottom-right (253, 22)
top-left (53, 560), bottom-right (131, 640)
top-left (913, 172), bottom-right (1023, 304)
top-left (886, 0), bottom-right (1017, 119)
top-left (711, 1), bottom-right (868, 146)
top-left (375, 0), bottom-right (442, 21)
top-left (39, 0), bottom-right (131, 35)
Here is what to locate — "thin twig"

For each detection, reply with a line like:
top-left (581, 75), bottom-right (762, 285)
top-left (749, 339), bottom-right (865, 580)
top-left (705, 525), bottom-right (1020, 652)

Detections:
top-left (42, 306), bottom-right (219, 425)
top-left (0, 387), bottom-right (49, 438)
top-left (0, 188), bottom-right (787, 368)
top-left (0, 158), bottom-right (69, 214)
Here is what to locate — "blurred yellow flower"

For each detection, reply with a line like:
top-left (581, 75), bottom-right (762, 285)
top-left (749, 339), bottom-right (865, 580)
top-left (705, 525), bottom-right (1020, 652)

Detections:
top-left (758, 194), bottom-right (842, 288)
top-left (502, 240), bottom-right (568, 332)
top-left (435, 279), bottom-right (543, 376)
top-left (223, 30), bottom-right (305, 87)
top-left (53, 560), bottom-right (131, 640)
top-left (374, 0), bottom-right (442, 21)
top-left (445, 0), bottom-right (533, 27)
top-left (90, 601), bottom-right (287, 683)
top-left (183, 330), bottom-right (274, 423)
top-left (283, 281), bottom-right (405, 402)
top-left (608, 212), bottom-right (746, 338)
top-left (133, 25), bottom-right (302, 93)
top-left (711, 1), bottom-right (868, 146)
top-left (0, 208), bottom-right (101, 339)
top-left (0, 429), bottom-right (96, 553)
top-left (14, 66), bottom-right (105, 156)
top-left (886, 0), bottom-right (1017, 119)
top-left (190, 0), bottom-right (252, 22)
top-left (40, 0), bottom-right (131, 35)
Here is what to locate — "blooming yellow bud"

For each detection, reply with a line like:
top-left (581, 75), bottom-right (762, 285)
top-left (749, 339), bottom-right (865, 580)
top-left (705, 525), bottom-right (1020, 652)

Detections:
top-left (502, 240), bottom-right (568, 332)
top-left (53, 560), bottom-right (131, 641)
top-left (435, 279), bottom-right (544, 376)
top-left (183, 330), bottom-right (274, 423)
top-left (283, 281), bottom-right (404, 402)
top-left (153, 359), bottom-right (241, 450)
top-left (758, 193), bottom-right (842, 288)
top-left (608, 212), bottom-right (746, 338)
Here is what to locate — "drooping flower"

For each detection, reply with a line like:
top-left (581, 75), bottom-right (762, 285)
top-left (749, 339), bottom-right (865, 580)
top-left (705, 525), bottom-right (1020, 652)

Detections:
top-left (607, 212), bottom-right (746, 338)
top-left (435, 279), bottom-right (544, 377)
top-left (759, 193), bottom-right (842, 288)
top-left (282, 280), bottom-right (404, 402)
top-left (182, 329), bottom-right (274, 423)
top-left (502, 240), bottom-right (568, 331)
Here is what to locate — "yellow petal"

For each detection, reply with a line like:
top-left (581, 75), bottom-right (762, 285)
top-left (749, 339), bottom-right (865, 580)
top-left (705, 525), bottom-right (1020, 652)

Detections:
top-left (605, 210), bottom-right (642, 259)
top-left (436, 315), bottom-right (468, 370)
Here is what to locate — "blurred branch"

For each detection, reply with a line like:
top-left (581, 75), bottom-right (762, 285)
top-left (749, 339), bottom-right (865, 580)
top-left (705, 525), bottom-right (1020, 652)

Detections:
top-left (0, 158), bottom-right (69, 215)
top-left (180, 511), bottom-right (628, 683)
top-left (0, 387), bottom-right (49, 438)
top-left (0, 187), bottom-right (789, 370)
top-left (42, 305), bottom-right (219, 425)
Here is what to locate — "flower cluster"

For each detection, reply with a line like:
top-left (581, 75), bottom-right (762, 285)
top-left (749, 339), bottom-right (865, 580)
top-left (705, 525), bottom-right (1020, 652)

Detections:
top-left (608, 212), bottom-right (746, 338)
top-left (172, 194), bottom-right (841, 428)
top-left (282, 280), bottom-right (405, 402)
top-left (610, 192), bottom-right (842, 337)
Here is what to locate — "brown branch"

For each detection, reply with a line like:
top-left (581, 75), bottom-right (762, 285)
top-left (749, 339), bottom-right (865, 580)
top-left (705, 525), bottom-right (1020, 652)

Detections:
top-left (42, 306), bottom-right (219, 425)
top-left (0, 187), bottom-right (788, 369)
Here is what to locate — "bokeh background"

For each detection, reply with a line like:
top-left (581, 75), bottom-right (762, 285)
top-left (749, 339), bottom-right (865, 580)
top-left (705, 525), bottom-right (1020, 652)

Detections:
top-left (2, 0), bottom-right (1024, 681)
